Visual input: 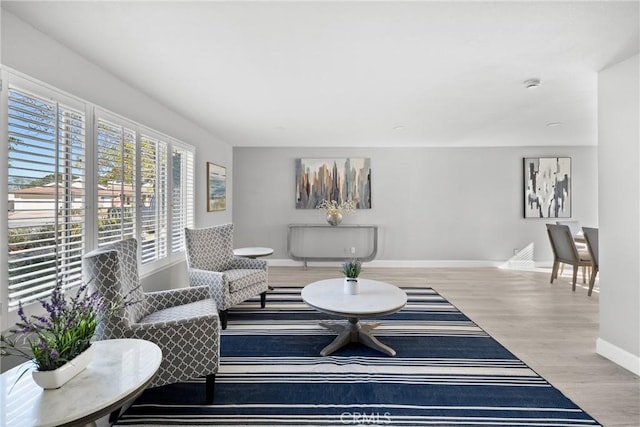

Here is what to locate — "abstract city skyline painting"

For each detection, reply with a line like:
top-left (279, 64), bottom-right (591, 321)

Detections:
top-left (295, 158), bottom-right (372, 209)
top-left (523, 157), bottom-right (571, 218)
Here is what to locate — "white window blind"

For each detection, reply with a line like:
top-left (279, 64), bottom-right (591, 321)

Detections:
top-left (7, 88), bottom-right (86, 307)
top-left (4, 73), bottom-right (195, 313)
top-left (171, 145), bottom-right (194, 253)
top-left (96, 118), bottom-right (136, 246)
top-left (140, 135), bottom-right (168, 264)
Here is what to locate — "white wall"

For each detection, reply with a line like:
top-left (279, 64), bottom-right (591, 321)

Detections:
top-left (597, 54), bottom-right (640, 375)
top-left (233, 146), bottom-right (598, 265)
top-left (1, 11), bottom-right (233, 291)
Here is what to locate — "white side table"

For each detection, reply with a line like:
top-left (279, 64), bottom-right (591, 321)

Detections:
top-left (233, 247), bottom-right (274, 258)
top-left (1, 339), bottom-right (161, 427)
top-left (302, 279), bottom-right (407, 356)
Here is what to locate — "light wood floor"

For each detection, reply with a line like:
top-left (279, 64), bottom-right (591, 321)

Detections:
top-left (268, 266), bottom-right (640, 427)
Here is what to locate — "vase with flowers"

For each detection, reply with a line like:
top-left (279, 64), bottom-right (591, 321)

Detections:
top-left (1, 280), bottom-right (134, 389)
top-left (317, 199), bottom-right (357, 226)
top-left (342, 259), bottom-right (362, 295)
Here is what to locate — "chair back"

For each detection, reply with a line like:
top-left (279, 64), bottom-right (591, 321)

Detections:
top-left (556, 220), bottom-right (581, 236)
top-left (185, 224), bottom-right (235, 272)
top-left (582, 227), bottom-right (599, 268)
top-left (546, 223), bottom-right (579, 262)
top-left (83, 239), bottom-right (148, 338)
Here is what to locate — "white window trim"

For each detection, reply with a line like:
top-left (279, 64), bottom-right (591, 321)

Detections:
top-left (1, 67), bottom-right (196, 331)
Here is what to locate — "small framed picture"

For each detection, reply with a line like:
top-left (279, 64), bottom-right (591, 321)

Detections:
top-left (207, 162), bottom-right (226, 212)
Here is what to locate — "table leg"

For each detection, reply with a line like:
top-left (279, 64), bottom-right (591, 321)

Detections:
top-left (318, 318), bottom-right (395, 357)
top-left (358, 330), bottom-right (396, 356)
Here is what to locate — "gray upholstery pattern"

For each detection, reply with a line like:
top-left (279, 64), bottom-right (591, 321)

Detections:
top-left (185, 223), bottom-right (235, 271)
top-left (82, 238), bottom-right (220, 388)
top-left (185, 224), bottom-right (268, 326)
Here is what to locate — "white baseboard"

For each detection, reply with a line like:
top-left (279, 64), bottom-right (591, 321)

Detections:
top-left (596, 338), bottom-right (640, 376)
top-left (266, 259), bottom-right (504, 268)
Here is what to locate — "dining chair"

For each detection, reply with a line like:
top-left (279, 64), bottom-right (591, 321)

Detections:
top-left (582, 227), bottom-right (599, 296)
top-left (556, 220), bottom-right (582, 237)
top-left (555, 220), bottom-right (588, 278)
top-left (546, 223), bottom-right (592, 292)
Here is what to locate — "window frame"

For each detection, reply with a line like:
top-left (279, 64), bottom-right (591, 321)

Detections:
top-left (1, 68), bottom-right (196, 330)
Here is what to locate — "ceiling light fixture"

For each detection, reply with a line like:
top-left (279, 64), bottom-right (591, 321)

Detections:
top-left (524, 78), bottom-right (541, 89)
top-left (393, 125), bottom-right (405, 131)
top-left (546, 122), bottom-right (562, 127)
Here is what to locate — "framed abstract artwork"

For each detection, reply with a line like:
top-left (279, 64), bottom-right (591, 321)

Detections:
top-left (295, 158), bottom-right (372, 209)
top-left (207, 162), bottom-right (226, 212)
top-left (523, 157), bottom-right (571, 218)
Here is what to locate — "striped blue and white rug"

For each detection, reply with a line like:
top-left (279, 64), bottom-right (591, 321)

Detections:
top-left (116, 286), bottom-right (600, 426)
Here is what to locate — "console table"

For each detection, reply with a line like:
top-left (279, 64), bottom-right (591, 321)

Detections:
top-left (287, 224), bottom-right (378, 267)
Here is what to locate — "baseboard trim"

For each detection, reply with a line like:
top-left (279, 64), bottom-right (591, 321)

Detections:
top-left (266, 259), bottom-right (504, 268)
top-left (596, 338), bottom-right (640, 376)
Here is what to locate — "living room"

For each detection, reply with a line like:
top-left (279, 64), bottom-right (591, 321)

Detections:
top-left (1, 1), bottom-right (638, 426)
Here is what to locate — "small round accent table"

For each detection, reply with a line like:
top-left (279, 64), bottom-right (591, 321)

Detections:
top-left (233, 247), bottom-right (274, 259)
top-left (301, 278), bottom-right (407, 356)
top-left (1, 339), bottom-right (161, 427)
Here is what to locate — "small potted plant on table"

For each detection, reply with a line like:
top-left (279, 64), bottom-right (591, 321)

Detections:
top-left (342, 259), bottom-right (362, 295)
top-left (1, 280), bottom-right (135, 389)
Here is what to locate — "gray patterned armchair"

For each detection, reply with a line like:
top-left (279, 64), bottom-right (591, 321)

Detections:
top-left (82, 239), bottom-right (219, 403)
top-left (185, 224), bottom-right (268, 329)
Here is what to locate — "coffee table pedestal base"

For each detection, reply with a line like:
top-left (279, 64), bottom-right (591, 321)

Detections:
top-left (319, 317), bottom-right (396, 357)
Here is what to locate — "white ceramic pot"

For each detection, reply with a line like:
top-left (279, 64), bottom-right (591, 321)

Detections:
top-left (32, 344), bottom-right (95, 389)
top-left (344, 277), bottom-right (359, 295)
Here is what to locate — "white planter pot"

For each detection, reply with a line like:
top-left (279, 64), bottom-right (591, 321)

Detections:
top-left (344, 278), bottom-right (359, 295)
top-left (32, 345), bottom-right (95, 389)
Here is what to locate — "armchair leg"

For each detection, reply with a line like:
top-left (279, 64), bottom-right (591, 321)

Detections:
top-left (206, 374), bottom-right (216, 403)
top-left (260, 291), bottom-right (267, 308)
top-left (219, 310), bottom-right (228, 330)
top-left (109, 407), bottom-right (122, 423)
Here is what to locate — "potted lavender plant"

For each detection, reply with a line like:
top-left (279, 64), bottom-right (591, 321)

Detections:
top-left (1, 280), bottom-right (131, 389)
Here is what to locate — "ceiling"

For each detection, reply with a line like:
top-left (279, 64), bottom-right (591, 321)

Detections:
top-left (3, 1), bottom-right (639, 148)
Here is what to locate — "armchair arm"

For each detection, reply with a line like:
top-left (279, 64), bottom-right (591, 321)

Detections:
top-left (188, 268), bottom-right (225, 288)
top-left (130, 312), bottom-right (219, 330)
top-left (144, 285), bottom-right (211, 313)
top-left (231, 256), bottom-right (267, 270)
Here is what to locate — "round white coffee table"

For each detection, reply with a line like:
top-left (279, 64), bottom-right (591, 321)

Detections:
top-left (1, 339), bottom-right (161, 427)
top-left (301, 278), bottom-right (407, 356)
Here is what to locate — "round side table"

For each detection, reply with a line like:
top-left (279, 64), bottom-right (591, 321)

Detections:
top-left (1, 339), bottom-right (161, 427)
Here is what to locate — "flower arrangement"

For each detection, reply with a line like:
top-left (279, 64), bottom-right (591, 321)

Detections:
top-left (317, 199), bottom-right (357, 225)
top-left (342, 259), bottom-right (362, 279)
top-left (0, 280), bottom-right (132, 372)
top-left (317, 199), bottom-right (357, 216)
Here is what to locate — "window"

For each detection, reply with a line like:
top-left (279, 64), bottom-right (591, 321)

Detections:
top-left (171, 145), bottom-right (195, 253)
top-left (4, 73), bottom-right (196, 313)
top-left (139, 134), bottom-right (168, 264)
top-left (96, 118), bottom-right (136, 246)
top-left (7, 88), bottom-right (86, 307)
